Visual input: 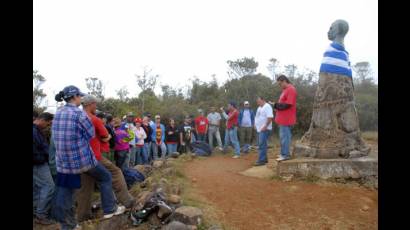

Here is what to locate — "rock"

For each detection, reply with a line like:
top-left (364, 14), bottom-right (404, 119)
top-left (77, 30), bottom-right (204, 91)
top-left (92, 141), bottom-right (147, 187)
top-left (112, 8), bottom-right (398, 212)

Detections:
top-left (153, 160), bottom-right (164, 168)
top-left (361, 205), bottom-right (370, 212)
top-left (162, 221), bottom-right (190, 230)
top-left (167, 194), bottom-right (182, 204)
top-left (282, 174), bottom-right (294, 182)
top-left (174, 206), bottom-right (203, 226)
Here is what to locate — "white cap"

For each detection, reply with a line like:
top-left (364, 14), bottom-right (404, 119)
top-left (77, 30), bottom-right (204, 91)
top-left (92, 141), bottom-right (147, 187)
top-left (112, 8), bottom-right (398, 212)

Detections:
top-left (244, 101), bottom-right (249, 105)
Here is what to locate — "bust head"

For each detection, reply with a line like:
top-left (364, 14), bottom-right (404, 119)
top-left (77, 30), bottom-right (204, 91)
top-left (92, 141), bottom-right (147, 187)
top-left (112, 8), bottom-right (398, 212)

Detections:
top-left (327, 19), bottom-right (349, 45)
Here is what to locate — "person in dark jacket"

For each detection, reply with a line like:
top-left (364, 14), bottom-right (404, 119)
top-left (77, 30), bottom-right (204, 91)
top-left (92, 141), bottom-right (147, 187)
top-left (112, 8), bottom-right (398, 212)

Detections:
top-left (142, 116), bottom-right (154, 162)
top-left (165, 118), bottom-right (179, 154)
top-left (33, 112), bottom-right (55, 225)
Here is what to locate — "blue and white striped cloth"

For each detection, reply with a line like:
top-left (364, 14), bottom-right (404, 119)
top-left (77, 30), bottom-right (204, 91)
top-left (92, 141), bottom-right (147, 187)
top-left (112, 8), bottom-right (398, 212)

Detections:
top-left (319, 42), bottom-right (352, 77)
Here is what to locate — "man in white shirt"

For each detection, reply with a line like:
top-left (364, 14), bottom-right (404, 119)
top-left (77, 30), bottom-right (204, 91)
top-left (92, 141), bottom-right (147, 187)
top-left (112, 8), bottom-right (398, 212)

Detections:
top-left (254, 96), bottom-right (274, 166)
top-left (207, 107), bottom-right (223, 151)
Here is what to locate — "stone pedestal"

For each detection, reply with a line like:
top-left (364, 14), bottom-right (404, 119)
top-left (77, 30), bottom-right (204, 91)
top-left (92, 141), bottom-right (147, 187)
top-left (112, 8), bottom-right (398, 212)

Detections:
top-left (277, 157), bottom-right (377, 180)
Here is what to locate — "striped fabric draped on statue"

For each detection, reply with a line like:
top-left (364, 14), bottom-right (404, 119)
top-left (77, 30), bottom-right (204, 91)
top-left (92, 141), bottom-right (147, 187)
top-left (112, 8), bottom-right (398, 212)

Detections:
top-left (319, 42), bottom-right (352, 77)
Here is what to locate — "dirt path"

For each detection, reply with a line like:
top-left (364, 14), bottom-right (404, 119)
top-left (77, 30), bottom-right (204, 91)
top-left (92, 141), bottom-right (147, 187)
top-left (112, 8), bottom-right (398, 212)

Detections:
top-left (183, 152), bottom-right (378, 230)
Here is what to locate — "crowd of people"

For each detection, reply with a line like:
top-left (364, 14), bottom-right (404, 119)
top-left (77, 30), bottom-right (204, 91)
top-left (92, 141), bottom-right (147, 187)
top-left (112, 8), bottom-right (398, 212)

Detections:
top-left (33, 74), bottom-right (297, 230)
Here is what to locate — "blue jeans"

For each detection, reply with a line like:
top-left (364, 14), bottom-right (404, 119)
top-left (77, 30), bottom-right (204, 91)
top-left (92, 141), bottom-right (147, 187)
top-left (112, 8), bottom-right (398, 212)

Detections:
top-left (279, 126), bottom-right (292, 158)
top-left (257, 130), bottom-right (271, 163)
top-left (167, 143), bottom-right (178, 154)
top-left (52, 186), bottom-right (77, 230)
top-left (197, 134), bottom-right (206, 142)
top-left (85, 162), bottom-right (117, 214)
top-left (115, 150), bottom-right (129, 170)
top-left (152, 142), bottom-right (167, 160)
top-left (33, 163), bottom-right (55, 219)
top-left (128, 145), bottom-right (137, 167)
top-left (191, 133), bottom-right (196, 143)
top-left (136, 145), bottom-right (148, 165)
top-left (224, 127), bottom-right (240, 156)
top-left (144, 142), bottom-right (152, 163)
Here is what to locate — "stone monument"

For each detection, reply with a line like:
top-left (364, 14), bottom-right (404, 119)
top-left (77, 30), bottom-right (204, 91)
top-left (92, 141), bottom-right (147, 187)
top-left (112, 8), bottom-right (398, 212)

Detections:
top-left (277, 20), bottom-right (377, 186)
top-left (294, 19), bottom-right (370, 159)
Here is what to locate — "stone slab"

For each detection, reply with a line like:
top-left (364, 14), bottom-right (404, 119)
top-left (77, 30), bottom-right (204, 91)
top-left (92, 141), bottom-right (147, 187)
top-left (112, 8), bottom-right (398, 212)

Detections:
top-left (277, 156), bottom-right (378, 179)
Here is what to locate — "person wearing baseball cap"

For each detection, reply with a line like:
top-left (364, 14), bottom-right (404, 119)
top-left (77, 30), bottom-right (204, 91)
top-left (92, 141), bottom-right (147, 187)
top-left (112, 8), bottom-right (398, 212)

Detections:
top-left (238, 100), bottom-right (255, 151)
top-left (220, 101), bottom-right (241, 158)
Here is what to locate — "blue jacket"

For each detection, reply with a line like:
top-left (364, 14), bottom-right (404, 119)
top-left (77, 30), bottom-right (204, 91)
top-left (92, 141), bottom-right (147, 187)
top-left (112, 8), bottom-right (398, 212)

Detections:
top-left (238, 108), bottom-right (255, 127)
top-left (33, 124), bottom-right (49, 165)
top-left (150, 123), bottom-right (166, 143)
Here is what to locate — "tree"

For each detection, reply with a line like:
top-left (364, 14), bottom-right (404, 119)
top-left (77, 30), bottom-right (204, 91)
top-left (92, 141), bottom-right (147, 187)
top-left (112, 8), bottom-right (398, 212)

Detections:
top-left (227, 57), bottom-right (259, 79)
top-left (85, 77), bottom-right (105, 100)
top-left (136, 67), bottom-right (159, 113)
top-left (267, 58), bottom-right (279, 80)
top-left (116, 86), bottom-right (129, 102)
top-left (284, 64), bottom-right (297, 78)
top-left (352, 62), bottom-right (374, 84)
top-left (33, 70), bottom-right (47, 111)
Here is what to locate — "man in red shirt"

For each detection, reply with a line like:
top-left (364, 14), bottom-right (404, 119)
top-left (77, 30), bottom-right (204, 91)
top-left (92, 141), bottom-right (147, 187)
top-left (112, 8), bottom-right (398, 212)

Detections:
top-left (270, 75), bottom-right (297, 161)
top-left (76, 95), bottom-right (134, 221)
top-left (221, 102), bottom-right (241, 158)
top-left (194, 109), bottom-right (208, 142)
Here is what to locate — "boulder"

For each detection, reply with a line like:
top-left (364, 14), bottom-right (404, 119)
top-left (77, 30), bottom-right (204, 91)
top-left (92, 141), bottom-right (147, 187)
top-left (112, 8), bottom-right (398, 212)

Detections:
top-left (153, 160), bottom-right (164, 168)
top-left (173, 206), bottom-right (203, 226)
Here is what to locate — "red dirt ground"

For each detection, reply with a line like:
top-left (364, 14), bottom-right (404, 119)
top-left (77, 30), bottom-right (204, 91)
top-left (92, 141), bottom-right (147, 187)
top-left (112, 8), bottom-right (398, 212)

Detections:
top-left (183, 152), bottom-right (378, 230)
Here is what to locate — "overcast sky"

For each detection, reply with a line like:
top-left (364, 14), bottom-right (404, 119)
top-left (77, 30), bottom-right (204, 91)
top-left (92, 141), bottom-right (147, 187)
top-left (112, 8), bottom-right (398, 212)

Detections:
top-left (34, 0), bottom-right (378, 108)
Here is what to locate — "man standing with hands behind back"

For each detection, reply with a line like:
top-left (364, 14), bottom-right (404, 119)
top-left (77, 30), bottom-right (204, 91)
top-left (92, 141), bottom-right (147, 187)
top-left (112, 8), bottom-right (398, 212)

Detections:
top-left (254, 96), bottom-right (274, 166)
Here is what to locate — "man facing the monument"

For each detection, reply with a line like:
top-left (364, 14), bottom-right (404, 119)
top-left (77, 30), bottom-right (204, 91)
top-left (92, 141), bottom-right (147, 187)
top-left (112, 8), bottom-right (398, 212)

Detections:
top-left (270, 75), bottom-right (297, 162)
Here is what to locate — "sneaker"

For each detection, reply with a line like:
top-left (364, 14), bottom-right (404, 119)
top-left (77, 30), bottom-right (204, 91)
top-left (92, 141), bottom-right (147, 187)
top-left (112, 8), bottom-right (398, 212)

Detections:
top-left (232, 155), bottom-right (240, 159)
top-left (276, 156), bottom-right (290, 162)
top-left (34, 217), bottom-right (55, 225)
top-left (103, 205), bottom-right (126, 219)
top-left (218, 147), bottom-right (224, 151)
top-left (253, 162), bottom-right (266, 166)
top-left (74, 224), bottom-right (82, 230)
